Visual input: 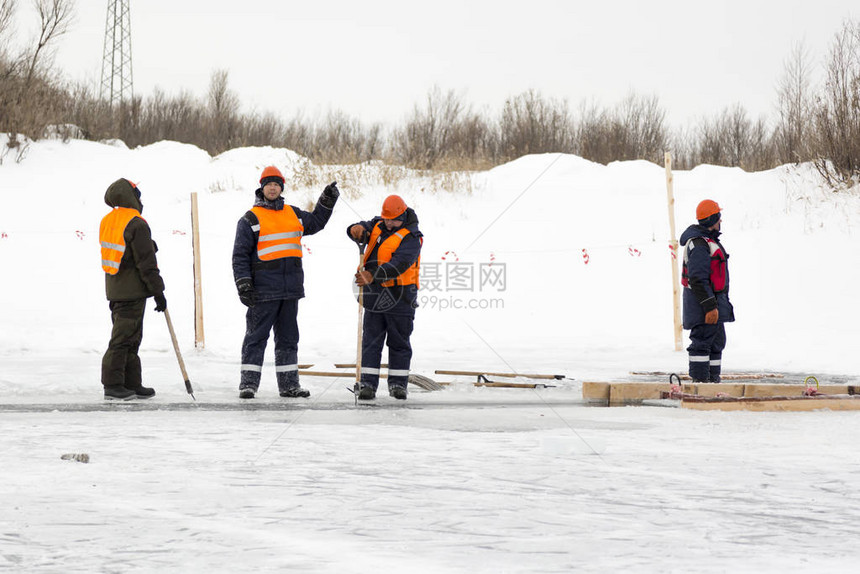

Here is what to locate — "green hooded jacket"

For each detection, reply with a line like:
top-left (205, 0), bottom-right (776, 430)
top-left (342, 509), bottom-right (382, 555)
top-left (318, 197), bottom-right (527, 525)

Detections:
top-left (102, 178), bottom-right (165, 301)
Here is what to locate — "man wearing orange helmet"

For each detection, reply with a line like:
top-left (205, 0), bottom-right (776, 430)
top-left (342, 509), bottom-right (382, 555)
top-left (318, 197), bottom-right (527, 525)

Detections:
top-left (348, 195), bottom-right (423, 400)
top-left (679, 199), bottom-right (735, 383)
top-left (232, 166), bottom-right (339, 399)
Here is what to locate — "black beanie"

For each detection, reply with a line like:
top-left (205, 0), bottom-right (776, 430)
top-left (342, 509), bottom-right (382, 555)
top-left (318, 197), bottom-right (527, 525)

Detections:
top-left (260, 176), bottom-right (284, 191)
top-left (698, 212), bottom-right (721, 228)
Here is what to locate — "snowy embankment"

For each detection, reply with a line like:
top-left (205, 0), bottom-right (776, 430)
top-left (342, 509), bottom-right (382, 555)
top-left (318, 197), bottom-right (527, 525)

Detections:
top-left (0, 136), bottom-right (858, 395)
top-left (1, 138), bottom-right (860, 573)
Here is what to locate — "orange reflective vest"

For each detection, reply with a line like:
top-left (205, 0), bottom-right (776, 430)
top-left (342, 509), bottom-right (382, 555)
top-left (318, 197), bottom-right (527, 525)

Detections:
top-left (100, 207), bottom-right (142, 275)
top-left (363, 223), bottom-right (421, 287)
top-left (251, 206), bottom-right (303, 260)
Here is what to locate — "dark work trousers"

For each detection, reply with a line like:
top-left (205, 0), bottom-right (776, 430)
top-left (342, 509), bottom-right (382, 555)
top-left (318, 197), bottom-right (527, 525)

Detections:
top-left (360, 311), bottom-right (414, 391)
top-left (240, 299), bottom-right (300, 392)
top-left (687, 323), bottom-right (727, 382)
top-left (101, 298), bottom-right (146, 389)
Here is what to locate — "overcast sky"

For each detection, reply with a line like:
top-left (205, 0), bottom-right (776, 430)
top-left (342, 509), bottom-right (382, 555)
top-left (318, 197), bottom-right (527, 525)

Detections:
top-left (36, 0), bottom-right (860, 127)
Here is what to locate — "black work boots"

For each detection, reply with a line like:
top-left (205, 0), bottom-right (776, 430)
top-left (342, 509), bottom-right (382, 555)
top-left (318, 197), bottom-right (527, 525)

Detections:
top-left (279, 386), bottom-right (311, 398)
top-left (103, 386), bottom-right (135, 401)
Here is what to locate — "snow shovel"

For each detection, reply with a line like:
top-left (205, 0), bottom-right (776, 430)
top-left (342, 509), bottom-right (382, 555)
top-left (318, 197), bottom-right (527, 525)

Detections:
top-left (353, 240), bottom-right (366, 399)
top-left (334, 364), bottom-right (442, 391)
top-left (164, 309), bottom-right (196, 400)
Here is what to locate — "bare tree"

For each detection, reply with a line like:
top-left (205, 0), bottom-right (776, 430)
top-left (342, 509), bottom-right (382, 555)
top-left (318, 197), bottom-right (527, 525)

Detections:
top-left (498, 89), bottom-right (574, 161)
top-left (775, 41), bottom-right (813, 164)
top-left (611, 92), bottom-right (667, 163)
top-left (205, 69), bottom-right (240, 153)
top-left (391, 86), bottom-right (470, 169)
top-left (24, 0), bottom-right (75, 89)
top-left (812, 19), bottom-right (860, 186)
top-left (0, 0), bottom-right (16, 44)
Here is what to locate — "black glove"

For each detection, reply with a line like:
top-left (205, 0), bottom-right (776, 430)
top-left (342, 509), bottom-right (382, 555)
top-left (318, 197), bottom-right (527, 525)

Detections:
top-left (236, 277), bottom-right (256, 307)
top-left (154, 293), bottom-right (167, 312)
top-left (319, 181), bottom-right (339, 209)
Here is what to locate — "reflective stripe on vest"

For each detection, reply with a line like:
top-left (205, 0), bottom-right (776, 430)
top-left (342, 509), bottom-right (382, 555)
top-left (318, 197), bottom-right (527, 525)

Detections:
top-left (251, 206), bottom-right (303, 260)
top-left (363, 223), bottom-right (420, 287)
top-left (681, 237), bottom-right (727, 292)
top-left (99, 207), bottom-right (142, 275)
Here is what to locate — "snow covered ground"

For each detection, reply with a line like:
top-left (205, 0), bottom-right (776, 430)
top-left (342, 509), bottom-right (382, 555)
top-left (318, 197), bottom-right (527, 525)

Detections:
top-left (1, 137), bottom-right (860, 572)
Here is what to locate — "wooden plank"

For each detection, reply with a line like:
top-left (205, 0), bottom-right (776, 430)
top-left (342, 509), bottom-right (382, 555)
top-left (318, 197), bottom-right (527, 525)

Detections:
top-left (743, 384), bottom-right (851, 398)
top-left (582, 382), bottom-right (859, 406)
top-left (582, 382), bottom-right (610, 401)
top-left (630, 371), bottom-right (785, 380)
top-left (690, 383), bottom-right (746, 397)
top-left (435, 370), bottom-right (564, 380)
top-left (682, 396), bottom-right (860, 412)
top-left (609, 383), bottom-right (672, 403)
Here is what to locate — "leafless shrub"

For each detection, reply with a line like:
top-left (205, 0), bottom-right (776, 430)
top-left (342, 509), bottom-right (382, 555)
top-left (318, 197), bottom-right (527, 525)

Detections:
top-left (687, 104), bottom-right (777, 170)
top-left (613, 92), bottom-right (667, 163)
top-left (389, 86), bottom-right (487, 170)
top-left (0, 0), bottom-right (15, 46)
top-left (6, 11), bottom-right (860, 178)
top-left (572, 93), bottom-right (667, 165)
top-left (204, 69), bottom-right (240, 154)
top-left (310, 109), bottom-right (382, 164)
top-left (812, 20), bottom-right (860, 187)
top-left (498, 89), bottom-right (574, 161)
top-left (1, 0), bottom-right (75, 146)
top-left (666, 127), bottom-right (697, 170)
top-left (775, 42), bottom-right (814, 164)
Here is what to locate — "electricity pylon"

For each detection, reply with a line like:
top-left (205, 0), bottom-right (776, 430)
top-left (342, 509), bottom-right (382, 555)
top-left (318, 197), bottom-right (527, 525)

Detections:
top-left (100, 0), bottom-right (133, 107)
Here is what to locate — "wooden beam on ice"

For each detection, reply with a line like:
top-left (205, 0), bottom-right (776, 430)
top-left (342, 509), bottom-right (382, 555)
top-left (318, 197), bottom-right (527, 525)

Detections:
top-left (681, 396), bottom-right (860, 412)
top-left (582, 381), bottom-right (858, 406)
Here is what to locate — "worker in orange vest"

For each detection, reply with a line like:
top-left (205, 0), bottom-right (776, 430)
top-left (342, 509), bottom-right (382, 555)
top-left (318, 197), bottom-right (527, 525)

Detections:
top-left (348, 195), bottom-right (423, 400)
top-left (99, 178), bottom-right (167, 400)
top-left (232, 166), bottom-right (339, 399)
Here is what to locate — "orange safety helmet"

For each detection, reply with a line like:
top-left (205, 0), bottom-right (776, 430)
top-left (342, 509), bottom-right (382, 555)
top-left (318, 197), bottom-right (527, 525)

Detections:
top-left (380, 195), bottom-right (407, 219)
top-left (259, 166), bottom-right (285, 184)
top-left (696, 199), bottom-right (721, 221)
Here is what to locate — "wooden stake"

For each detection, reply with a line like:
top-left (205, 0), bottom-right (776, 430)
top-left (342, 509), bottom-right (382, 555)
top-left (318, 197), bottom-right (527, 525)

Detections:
top-left (190, 192), bottom-right (205, 349)
top-left (665, 152), bottom-right (682, 351)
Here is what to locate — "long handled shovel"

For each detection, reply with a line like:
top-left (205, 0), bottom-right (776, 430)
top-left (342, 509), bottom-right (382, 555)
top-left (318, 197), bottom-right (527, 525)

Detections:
top-left (164, 309), bottom-right (196, 400)
top-left (354, 241), bottom-right (366, 400)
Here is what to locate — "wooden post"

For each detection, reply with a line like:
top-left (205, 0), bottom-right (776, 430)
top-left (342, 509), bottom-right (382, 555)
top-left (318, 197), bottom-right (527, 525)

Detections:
top-left (190, 192), bottom-right (205, 349)
top-left (665, 152), bottom-right (682, 351)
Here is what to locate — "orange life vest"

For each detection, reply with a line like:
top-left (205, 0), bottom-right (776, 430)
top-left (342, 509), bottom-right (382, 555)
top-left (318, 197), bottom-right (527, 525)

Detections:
top-left (681, 237), bottom-right (727, 292)
top-left (363, 223), bottom-right (421, 287)
top-left (100, 207), bottom-right (142, 275)
top-left (251, 206), bottom-right (303, 260)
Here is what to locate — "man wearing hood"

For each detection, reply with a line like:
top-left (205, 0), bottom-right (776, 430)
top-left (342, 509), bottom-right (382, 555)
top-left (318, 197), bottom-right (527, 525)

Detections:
top-left (232, 166), bottom-right (339, 399)
top-left (348, 195), bottom-right (423, 400)
top-left (99, 178), bottom-right (167, 400)
top-left (679, 199), bottom-right (735, 383)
